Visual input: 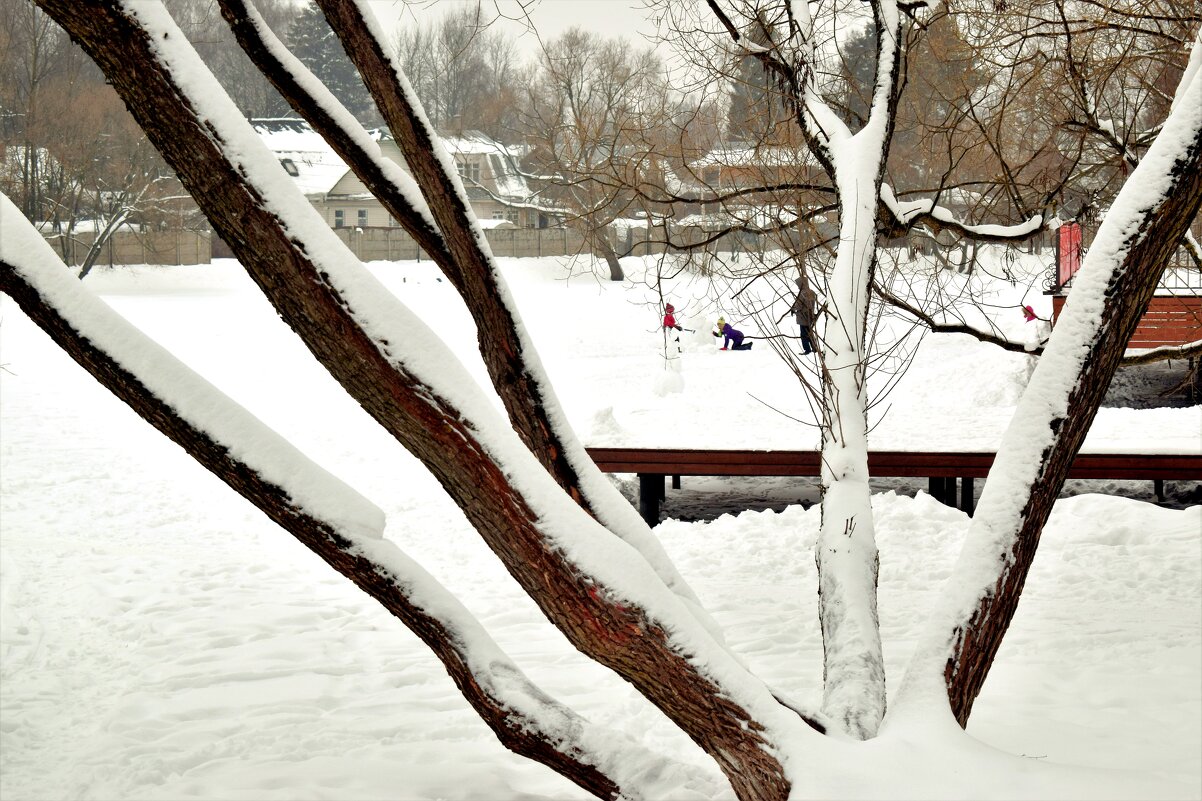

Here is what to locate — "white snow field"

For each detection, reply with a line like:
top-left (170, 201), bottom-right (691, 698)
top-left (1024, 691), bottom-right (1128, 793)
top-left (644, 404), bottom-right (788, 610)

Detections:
top-left (1, 253), bottom-right (1199, 800)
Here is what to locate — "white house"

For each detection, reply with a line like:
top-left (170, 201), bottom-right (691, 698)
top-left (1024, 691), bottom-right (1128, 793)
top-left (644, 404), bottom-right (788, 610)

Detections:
top-left (252, 118), bottom-right (543, 230)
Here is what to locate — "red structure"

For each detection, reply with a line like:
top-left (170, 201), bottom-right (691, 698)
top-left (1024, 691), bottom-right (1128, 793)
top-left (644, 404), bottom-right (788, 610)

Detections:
top-left (1057, 221), bottom-right (1083, 287)
top-left (1048, 222), bottom-right (1201, 351)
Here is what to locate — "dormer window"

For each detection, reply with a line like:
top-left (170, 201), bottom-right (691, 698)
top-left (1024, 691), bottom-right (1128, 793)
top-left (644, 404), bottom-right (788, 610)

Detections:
top-left (280, 158), bottom-right (299, 176)
top-left (457, 160), bottom-right (480, 183)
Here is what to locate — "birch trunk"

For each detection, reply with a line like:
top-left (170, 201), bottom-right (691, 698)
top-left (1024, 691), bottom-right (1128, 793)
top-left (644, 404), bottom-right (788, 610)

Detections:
top-left (809, 0), bottom-right (904, 740)
top-left (815, 171), bottom-right (886, 739)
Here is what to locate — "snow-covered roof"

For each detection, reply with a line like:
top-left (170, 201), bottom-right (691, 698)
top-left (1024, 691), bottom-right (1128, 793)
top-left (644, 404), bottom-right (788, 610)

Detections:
top-left (438, 130), bottom-right (507, 156)
top-left (253, 120), bottom-right (531, 203)
top-left (475, 218), bottom-right (516, 229)
top-left (251, 118), bottom-right (355, 196)
top-left (429, 130), bottom-right (531, 201)
top-left (692, 142), bottom-right (817, 169)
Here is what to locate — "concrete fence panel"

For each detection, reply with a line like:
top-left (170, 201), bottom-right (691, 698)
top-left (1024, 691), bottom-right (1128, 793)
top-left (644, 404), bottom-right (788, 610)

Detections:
top-left (44, 230), bottom-right (212, 267)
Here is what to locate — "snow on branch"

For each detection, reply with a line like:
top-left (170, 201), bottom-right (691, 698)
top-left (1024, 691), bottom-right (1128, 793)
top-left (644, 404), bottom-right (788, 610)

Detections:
top-left (215, 0), bottom-right (722, 634)
top-left (33, 5), bottom-right (825, 792)
top-left (1121, 338), bottom-right (1202, 365)
top-left (0, 194), bottom-right (383, 541)
top-left (872, 280), bottom-right (1045, 355)
top-left (0, 194), bottom-right (677, 801)
top-left (316, 0), bottom-right (736, 636)
top-left (877, 278), bottom-right (1199, 367)
top-left (896, 0), bottom-right (940, 14)
top-left (702, 0), bottom-right (844, 168)
top-left (893, 21), bottom-right (1202, 727)
top-left (879, 183), bottom-right (1047, 242)
top-left (216, 0), bottom-right (445, 256)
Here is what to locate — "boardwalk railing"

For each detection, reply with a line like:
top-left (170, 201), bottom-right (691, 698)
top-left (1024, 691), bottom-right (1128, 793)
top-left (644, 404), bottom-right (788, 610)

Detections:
top-left (585, 447), bottom-right (1202, 524)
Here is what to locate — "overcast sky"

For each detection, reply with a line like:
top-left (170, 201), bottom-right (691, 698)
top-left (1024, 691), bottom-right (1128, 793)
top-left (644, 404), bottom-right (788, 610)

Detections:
top-left (364, 0), bottom-right (663, 57)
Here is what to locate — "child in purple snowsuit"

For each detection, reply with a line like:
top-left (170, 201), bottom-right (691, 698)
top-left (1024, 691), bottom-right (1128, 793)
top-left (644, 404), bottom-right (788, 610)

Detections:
top-left (716, 322), bottom-right (753, 350)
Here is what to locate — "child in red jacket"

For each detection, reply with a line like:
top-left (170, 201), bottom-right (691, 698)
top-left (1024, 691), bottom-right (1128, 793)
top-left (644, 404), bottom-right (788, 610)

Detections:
top-left (663, 303), bottom-right (682, 331)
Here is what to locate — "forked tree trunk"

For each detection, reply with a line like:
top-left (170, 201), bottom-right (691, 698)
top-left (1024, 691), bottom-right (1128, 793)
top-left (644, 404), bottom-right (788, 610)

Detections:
top-left (28, 3), bottom-right (805, 799)
top-left (808, 0), bottom-right (905, 740)
top-left (216, 0), bottom-right (712, 627)
top-left (0, 251), bottom-right (633, 800)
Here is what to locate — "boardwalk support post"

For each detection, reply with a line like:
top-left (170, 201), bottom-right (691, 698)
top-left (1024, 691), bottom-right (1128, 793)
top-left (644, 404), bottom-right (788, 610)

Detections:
top-left (960, 476), bottom-right (975, 517)
top-left (638, 473), bottom-right (662, 526)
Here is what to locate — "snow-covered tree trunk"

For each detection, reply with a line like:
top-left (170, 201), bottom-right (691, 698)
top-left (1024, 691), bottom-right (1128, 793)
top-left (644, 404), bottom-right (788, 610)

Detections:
top-left (217, 0), bottom-right (696, 616)
top-left (894, 28), bottom-right (1202, 727)
top-left (13, 0), bottom-right (1200, 796)
top-left (0, 190), bottom-right (714, 799)
top-left (815, 168), bottom-right (887, 739)
top-left (23, 2), bottom-right (825, 798)
top-left (804, 0), bottom-right (904, 740)
top-left (699, 0), bottom-right (901, 739)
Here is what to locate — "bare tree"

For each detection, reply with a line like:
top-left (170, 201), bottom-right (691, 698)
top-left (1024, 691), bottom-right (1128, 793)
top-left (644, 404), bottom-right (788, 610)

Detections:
top-left (868, 0), bottom-right (1201, 358)
top-left (1, 14), bottom-right (196, 275)
top-left (392, 1), bottom-right (521, 139)
top-left (0, 0), bottom-right (70, 219)
top-left (3, 3), bottom-right (1200, 800)
top-left (514, 27), bottom-right (679, 281)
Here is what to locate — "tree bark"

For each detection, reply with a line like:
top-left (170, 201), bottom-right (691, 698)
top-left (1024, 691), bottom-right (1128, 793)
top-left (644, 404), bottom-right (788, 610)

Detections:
top-left (31, 3), bottom-right (803, 797)
top-left (218, 0), bottom-right (726, 673)
top-left (594, 225), bottom-right (626, 281)
top-left (218, 0), bottom-right (588, 505)
top-left (928, 63), bottom-right (1202, 726)
top-left (945, 153), bottom-right (1202, 725)
top-left (0, 241), bottom-right (664, 801)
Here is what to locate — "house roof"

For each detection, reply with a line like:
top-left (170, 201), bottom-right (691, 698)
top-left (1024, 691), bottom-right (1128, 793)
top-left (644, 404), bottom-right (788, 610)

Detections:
top-left (253, 119), bottom-right (531, 202)
top-left (692, 141), bottom-right (818, 169)
top-left (408, 129), bottom-right (530, 201)
top-left (251, 118), bottom-right (360, 196)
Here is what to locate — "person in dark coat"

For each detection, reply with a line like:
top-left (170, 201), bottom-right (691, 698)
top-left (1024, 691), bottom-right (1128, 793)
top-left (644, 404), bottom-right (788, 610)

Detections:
top-left (791, 276), bottom-right (818, 355)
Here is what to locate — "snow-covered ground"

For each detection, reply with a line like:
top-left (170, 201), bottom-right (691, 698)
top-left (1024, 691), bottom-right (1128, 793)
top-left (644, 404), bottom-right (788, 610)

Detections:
top-left (1, 254), bottom-right (1199, 799)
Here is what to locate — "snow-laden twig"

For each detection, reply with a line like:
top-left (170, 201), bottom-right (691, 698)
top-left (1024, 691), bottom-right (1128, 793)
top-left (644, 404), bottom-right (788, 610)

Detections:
top-left (879, 183), bottom-right (1047, 242)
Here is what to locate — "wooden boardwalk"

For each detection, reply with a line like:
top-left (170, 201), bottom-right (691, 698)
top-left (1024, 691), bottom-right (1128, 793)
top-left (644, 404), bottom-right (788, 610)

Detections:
top-left (586, 447), bottom-right (1202, 524)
